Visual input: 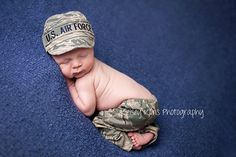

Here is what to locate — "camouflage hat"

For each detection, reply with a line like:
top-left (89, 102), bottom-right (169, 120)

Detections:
top-left (42, 11), bottom-right (95, 55)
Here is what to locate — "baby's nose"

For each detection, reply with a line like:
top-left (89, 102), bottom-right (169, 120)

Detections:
top-left (72, 60), bottom-right (82, 69)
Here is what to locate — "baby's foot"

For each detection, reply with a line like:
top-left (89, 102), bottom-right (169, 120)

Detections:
top-left (128, 132), bottom-right (154, 150)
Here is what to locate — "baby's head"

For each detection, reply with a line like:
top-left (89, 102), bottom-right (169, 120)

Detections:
top-left (42, 11), bottom-right (95, 79)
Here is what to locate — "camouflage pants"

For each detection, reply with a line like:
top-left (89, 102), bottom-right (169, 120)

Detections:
top-left (92, 98), bottom-right (159, 151)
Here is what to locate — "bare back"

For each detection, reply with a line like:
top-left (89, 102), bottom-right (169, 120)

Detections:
top-left (89, 58), bottom-right (155, 110)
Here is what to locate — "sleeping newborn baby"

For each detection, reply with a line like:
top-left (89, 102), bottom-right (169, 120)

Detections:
top-left (42, 11), bottom-right (159, 151)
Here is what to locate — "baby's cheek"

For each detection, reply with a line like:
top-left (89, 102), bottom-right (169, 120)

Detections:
top-left (60, 66), bottom-right (71, 77)
top-left (62, 69), bottom-right (70, 77)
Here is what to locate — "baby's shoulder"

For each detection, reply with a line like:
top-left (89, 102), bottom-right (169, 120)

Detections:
top-left (93, 59), bottom-right (110, 76)
top-left (94, 58), bottom-right (118, 74)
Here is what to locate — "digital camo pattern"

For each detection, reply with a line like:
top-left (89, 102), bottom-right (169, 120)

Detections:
top-left (92, 98), bottom-right (160, 151)
top-left (42, 11), bottom-right (95, 55)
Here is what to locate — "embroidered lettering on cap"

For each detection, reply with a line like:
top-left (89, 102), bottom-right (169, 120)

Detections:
top-left (61, 24), bottom-right (73, 34)
top-left (74, 22), bottom-right (91, 31)
top-left (45, 30), bottom-right (57, 42)
top-left (43, 21), bottom-right (93, 46)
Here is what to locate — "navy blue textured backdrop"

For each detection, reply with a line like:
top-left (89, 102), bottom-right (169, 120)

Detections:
top-left (0, 0), bottom-right (235, 156)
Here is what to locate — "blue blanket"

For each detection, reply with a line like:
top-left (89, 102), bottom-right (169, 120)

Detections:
top-left (1, 0), bottom-right (235, 156)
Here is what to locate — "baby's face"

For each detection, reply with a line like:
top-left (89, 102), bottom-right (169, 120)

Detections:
top-left (52, 48), bottom-right (94, 79)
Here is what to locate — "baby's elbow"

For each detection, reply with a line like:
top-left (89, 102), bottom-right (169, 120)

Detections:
top-left (81, 105), bottom-right (95, 117)
top-left (83, 110), bottom-right (94, 117)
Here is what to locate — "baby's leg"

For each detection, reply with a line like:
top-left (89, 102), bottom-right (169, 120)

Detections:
top-left (128, 132), bottom-right (154, 150)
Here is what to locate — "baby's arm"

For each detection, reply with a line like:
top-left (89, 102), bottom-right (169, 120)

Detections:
top-left (65, 77), bottom-right (96, 116)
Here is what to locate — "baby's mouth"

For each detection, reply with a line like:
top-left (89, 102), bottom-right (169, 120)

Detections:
top-left (73, 71), bottom-right (85, 78)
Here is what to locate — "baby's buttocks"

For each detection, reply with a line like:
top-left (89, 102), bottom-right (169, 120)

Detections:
top-left (96, 98), bottom-right (158, 131)
top-left (120, 98), bottom-right (158, 127)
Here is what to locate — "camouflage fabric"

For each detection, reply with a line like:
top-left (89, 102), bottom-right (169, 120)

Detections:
top-left (42, 11), bottom-right (95, 55)
top-left (92, 98), bottom-right (159, 151)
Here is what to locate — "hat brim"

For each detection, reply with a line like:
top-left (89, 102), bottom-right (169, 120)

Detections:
top-left (46, 31), bottom-right (95, 55)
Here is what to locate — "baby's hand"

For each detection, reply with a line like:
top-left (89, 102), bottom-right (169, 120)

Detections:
top-left (65, 77), bottom-right (75, 89)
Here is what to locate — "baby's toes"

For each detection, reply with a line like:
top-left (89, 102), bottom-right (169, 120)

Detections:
top-left (131, 139), bottom-right (136, 144)
top-left (134, 141), bottom-right (140, 147)
top-left (132, 141), bottom-right (137, 147)
top-left (130, 136), bottom-right (135, 143)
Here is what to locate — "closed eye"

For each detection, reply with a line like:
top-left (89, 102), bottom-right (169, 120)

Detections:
top-left (59, 58), bottom-right (71, 65)
top-left (78, 51), bottom-right (88, 57)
